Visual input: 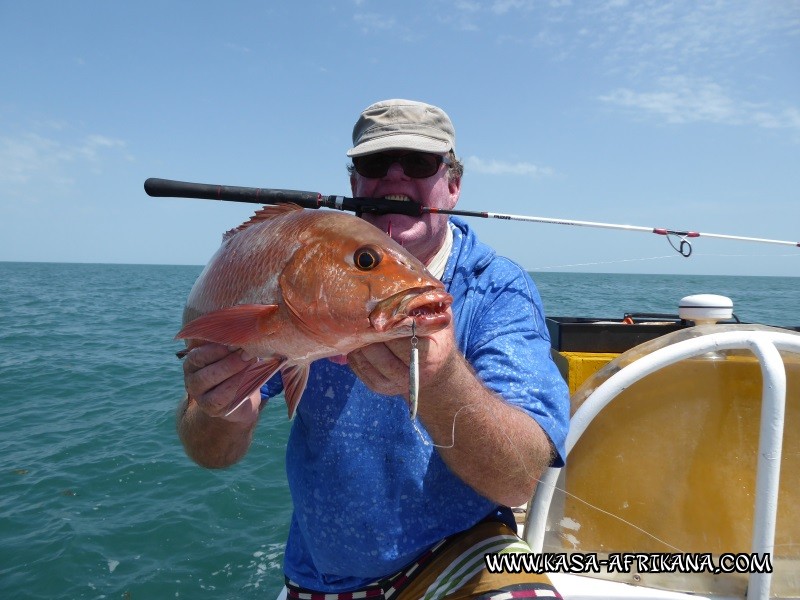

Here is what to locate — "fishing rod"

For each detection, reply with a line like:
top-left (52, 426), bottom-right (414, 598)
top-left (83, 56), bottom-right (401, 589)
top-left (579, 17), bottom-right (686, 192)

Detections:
top-left (144, 177), bottom-right (799, 258)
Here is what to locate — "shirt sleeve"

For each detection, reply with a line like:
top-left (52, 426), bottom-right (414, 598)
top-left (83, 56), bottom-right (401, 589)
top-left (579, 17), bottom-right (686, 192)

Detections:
top-left (458, 257), bottom-right (570, 467)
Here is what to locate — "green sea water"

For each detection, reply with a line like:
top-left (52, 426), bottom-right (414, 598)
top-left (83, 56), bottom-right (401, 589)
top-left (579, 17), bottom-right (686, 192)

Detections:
top-left (0, 262), bottom-right (797, 599)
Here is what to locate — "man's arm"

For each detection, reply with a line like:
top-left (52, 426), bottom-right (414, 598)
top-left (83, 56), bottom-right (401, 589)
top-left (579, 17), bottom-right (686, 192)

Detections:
top-left (346, 321), bottom-right (556, 508)
top-left (178, 343), bottom-right (263, 469)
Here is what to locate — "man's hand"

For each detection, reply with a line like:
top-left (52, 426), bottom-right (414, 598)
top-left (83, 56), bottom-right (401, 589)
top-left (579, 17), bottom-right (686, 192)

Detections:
top-left (182, 343), bottom-right (261, 424)
top-left (177, 342), bottom-right (263, 468)
top-left (346, 315), bottom-right (458, 397)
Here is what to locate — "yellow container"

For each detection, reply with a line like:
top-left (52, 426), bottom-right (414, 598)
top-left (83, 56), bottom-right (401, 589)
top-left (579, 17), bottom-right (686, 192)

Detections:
top-left (551, 351), bottom-right (617, 395)
top-left (546, 325), bottom-right (800, 597)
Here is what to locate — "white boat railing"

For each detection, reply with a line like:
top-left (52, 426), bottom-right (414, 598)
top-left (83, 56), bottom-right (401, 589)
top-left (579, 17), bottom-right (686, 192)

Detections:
top-left (524, 330), bottom-right (800, 600)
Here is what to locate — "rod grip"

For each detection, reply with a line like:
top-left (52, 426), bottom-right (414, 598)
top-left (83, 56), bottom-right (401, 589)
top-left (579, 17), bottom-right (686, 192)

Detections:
top-left (144, 178), bottom-right (320, 207)
top-left (144, 177), bottom-right (424, 216)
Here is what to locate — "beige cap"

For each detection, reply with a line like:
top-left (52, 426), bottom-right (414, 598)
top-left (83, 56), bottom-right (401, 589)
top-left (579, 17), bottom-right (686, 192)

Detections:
top-left (347, 99), bottom-right (456, 157)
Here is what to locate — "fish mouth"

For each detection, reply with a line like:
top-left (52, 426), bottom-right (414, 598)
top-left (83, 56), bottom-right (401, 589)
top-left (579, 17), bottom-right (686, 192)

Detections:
top-left (370, 286), bottom-right (452, 333)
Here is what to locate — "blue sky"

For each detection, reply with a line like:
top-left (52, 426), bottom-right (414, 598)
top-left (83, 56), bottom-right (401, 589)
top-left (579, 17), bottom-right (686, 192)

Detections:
top-left (1, 0), bottom-right (798, 276)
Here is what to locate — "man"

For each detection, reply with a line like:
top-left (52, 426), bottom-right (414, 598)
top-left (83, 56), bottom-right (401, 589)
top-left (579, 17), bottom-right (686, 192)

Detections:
top-left (179, 99), bottom-right (569, 599)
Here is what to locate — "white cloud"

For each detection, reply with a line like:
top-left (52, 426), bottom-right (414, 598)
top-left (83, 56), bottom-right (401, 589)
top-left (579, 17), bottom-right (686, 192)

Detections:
top-left (0, 131), bottom-right (129, 186)
top-left (491, 0), bottom-right (529, 15)
top-left (600, 75), bottom-right (800, 131)
top-left (465, 156), bottom-right (555, 177)
top-left (445, 1), bottom-right (800, 78)
top-left (353, 12), bottom-right (396, 32)
top-left (579, 0), bottom-right (799, 70)
top-left (446, 1), bottom-right (482, 31)
top-left (224, 42), bottom-right (251, 54)
top-left (454, 0), bottom-right (481, 10)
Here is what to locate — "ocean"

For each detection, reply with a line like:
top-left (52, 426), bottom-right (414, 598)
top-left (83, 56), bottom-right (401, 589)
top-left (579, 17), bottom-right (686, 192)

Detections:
top-left (1, 261), bottom-right (797, 599)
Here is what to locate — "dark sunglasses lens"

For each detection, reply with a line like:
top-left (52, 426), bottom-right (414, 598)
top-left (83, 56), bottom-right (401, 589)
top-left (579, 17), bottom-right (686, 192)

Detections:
top-left (353, 155), bottom-right (392, 178)
top-left (402, 153), bottom-right (441, 178)
top-left (353, 153), bottom-right (442, 179)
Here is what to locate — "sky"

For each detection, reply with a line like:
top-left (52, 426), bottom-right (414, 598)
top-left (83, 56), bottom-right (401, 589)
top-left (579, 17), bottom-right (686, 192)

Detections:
top-left (1, 0), bottom-right (798, 276)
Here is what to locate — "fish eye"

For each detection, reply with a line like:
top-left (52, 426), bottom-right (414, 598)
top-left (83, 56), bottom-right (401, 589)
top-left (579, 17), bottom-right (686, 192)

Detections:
top-left (354, 246), bottom-right (382, 270)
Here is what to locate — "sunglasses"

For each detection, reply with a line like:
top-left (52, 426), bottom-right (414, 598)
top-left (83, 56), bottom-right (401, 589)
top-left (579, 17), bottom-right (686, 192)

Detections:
top-left (352, 152), bottom-right (451, 179)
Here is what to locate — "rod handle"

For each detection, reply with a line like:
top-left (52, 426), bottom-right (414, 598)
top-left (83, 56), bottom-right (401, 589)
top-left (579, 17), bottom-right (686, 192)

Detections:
top-left (144, 178), bottom-right (321, 207)
top-left (144, 177), bottom-right (424, 216)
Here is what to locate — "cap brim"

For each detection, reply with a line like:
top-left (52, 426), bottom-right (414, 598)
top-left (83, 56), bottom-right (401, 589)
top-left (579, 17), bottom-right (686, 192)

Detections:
top-left (347, 134), bottom-right (451, 157)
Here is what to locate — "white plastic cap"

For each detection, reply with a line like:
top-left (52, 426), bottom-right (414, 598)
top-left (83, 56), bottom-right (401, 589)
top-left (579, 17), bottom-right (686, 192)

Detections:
top-left (679, 294), bottom-right (734, 324)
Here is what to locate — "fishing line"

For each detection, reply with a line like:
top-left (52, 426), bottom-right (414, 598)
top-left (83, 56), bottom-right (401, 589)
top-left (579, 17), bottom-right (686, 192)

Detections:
top-left (530, 250), bottom-right (799, 271)
top-left (497, 411), bottom-right (686, 553)
top-left (206, 340), bottom-right (688, 552)
top-left (685, 252), bottom-right (800, 259)
top-left (403, 334), bottom-right (685, 551)
top-left (411, 404), bottom-right (477, 450)
top-left (530, 254), bottom-right (680, 271)
top-left (412, 400), bottom-right (686, 553)
top-left (536, 476), bottom-right (685, 553)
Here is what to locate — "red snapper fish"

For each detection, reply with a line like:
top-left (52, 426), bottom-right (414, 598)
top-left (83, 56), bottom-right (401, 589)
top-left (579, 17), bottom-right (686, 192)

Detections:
top-left (176, 203), bottom-right (452, 418)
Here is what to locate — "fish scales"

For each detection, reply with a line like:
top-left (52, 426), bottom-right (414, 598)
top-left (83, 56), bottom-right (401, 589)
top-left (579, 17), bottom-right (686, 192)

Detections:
top-left (177, 204), bottom-right (452, 418)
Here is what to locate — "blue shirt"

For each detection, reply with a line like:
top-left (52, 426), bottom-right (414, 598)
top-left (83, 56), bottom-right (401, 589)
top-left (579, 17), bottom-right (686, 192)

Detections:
top-left (262, 217), bottom-right (569, 591)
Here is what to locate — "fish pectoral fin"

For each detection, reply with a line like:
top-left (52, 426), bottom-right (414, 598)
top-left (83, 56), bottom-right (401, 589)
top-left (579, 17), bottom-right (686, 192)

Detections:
top-left (281, 365), bottom-right (310, 420)
top-left (175, 304), bottom-right (280, 345)
top-left (231, 356), bottom-right (286, 412)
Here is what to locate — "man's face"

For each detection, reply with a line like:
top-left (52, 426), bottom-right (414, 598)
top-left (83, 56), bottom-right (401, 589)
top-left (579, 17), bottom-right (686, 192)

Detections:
top-left (350, 151), bottom-right (461, 266)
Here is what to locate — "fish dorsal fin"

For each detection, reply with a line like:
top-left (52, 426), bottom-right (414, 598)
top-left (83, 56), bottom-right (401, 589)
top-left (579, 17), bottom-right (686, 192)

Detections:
top-left (223, 203), bottom-right (305, 241)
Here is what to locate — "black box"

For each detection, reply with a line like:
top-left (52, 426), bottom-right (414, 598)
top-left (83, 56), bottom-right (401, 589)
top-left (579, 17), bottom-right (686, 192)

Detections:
top-left (546, 316), bottom-right (686, 353)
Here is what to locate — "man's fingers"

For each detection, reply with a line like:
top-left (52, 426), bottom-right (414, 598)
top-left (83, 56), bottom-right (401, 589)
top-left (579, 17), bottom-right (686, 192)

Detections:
top-left (183, 344), bottom-right (256, 399)
top-left (183, 343), bottom-right (237, 373)
top-left (201, 370), bottom-right (262, 418)
top-left (348, 345), bottom-right (409, 397)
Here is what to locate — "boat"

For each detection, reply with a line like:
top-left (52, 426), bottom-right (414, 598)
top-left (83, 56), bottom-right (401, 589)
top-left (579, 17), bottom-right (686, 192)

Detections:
top-left (521, 294), bottom-right (800, 600)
